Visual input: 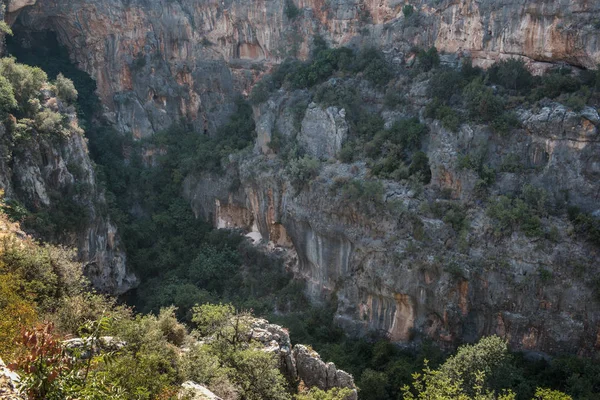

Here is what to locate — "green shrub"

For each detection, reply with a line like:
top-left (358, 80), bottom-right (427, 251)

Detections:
top-left (533, 69), bottom-right (581, 99)
top-left (402, 4), bottom-right (415, 17)
top-left (339, 179), bottom-right (384, 208)
top-left (427, 70), bottom-right (465, 101)
top-left (0, 57), bottom-right (47, 114)
top-left (389, 117), bottom-right (428, 150)
top-left (416, 47), bottom-right (440, 72)
top-left (356, 47), bottom-right (393, 86)
top-left (460, 57), bottom-right (483, 80)
top-left (34, 109), bottom-right (65, 134)
top-left (408, 151), bottom-right (431, 184)
top-left (567, 206), bottom-right (600, 246)
top-left (249, 79), bottom-right (272, 104)
top-left (488, 59), bottom-right (533, 93)
top-left (425, 99), bottom-right (461, 131)
top-left (463, 79), bottom-right (504, 122)
top-left (0, 75), bottom-right (17, 112)
top-left (487, 193), bottom-right (545, 238)
top-left (284, 0), bottom-right (301, 19)
top-left (54, 73), bottom-right (78, 103)
top-left (287, 156), bottom-right (321, 190)
top-left (564, 93), bottom-right (587, 111)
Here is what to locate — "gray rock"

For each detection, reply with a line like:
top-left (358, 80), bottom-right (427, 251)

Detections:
top-left (179, 382), bottom-right (222, 400)
top-left (299, 103), bottom-right (348, 160)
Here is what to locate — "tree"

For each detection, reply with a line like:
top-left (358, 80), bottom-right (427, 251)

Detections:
top-left (0, 75), bottom-right (17, 112)
top-left (533, 388), bottom-right (572, 400)
top-left (229, 349), bottom-right (291, 400)
top-left (0, 57), bottom-right (47, 113)
top-left (358, 369), bottom-right (389, 400)
top-left (295, 387), bottom-right (356, 400)
top-left (54, 73), bottom-right (78, 103)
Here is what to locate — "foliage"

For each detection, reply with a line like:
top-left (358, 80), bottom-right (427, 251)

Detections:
top-left (567, 206), bottom-right (600, 246)
top-left (463, 79), bottom-right (504, 122)
top-left (487, 185), bottom-right (549, 238)
top-left (409, 151), bottom-right (432, 184)
top-left (416, 47), bottom-right (440, 72)
top-left (8, 322), bottom-right (75, 400)
top-left (488, 59), bottom-right (533, 93)
top-left (285, 0), bottom-right (301, 19)
top-left (287, 155), bottom-right (321, 190)
top-left (54, 73), bottom-right (78, 103)
top-left (0, 75), bottom-right (17, 112)
top-left (258, 43), bottom-right (391, 92)
top-left (427, 69), bottom-right (465, 101)
top-left (0, 57), bottom-right (47, 114)
top-left (425, 98), bottom-right (461, 131)
top-left (295, 387), bottom-right (355, 400)
top-left (337, 178), bottom-right (385, 209)
top-left (402, 5), bottom-right (415, 17)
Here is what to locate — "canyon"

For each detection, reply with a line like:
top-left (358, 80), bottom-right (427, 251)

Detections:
top-left (2, 0), bottom-right (600, 359)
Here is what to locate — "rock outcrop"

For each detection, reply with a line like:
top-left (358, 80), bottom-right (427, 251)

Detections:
top-left (250, 319), bottom-right (358, 399)
top-left (0, 358), bottom-right (23, 400)
top-left (6, 0), bottom-right (600, 137)
top-left (3, 0), bottom-right (600, 357)
top-left (179, 382), bottom-right (223, 400)
top-left (0, 88), bottom-right (136, 294)
top-left (184, 73), bottom-right (600, 356)
top-left (299, 103), bottom-right (348, 160)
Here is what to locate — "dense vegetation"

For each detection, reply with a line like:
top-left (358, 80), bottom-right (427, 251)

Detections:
top-left (3, 30), bottom-right (600, 400)
top-left (0, 223), bottom-right (330, 399)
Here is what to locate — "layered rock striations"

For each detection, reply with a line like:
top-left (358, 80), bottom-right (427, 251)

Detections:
top-left (184, 85), bottom-right (600, 356)
top-left (0, 83), bottom-right (136, 294)
top-left (7, 0), bottom-right (600, 137)
top-left (4, 0), bottom-right (600, 355)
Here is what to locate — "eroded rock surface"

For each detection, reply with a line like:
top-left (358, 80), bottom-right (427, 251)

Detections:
top-left (250, 319), bottom-right (358, 399)
top-left (7, 0), bottom-right (600, 137)
top-left (0, 93), bottom-right (136, 294)
top-left (185, 75), bottom-right (600, 356)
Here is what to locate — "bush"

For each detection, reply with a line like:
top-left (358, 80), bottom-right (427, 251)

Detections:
top-left (416, 47), bottom-right (440, 72)
top-left (402, 4), bottom-right (414, 17)
top-left (284, 0), bottom-right (301, 19)
top-left (356, 47), bottom-right (393, 86)
top-left (389, 117), bottom-right (428, 150)
top-left (0, 75), bottom-right (17, 112)
top-left (54, 73), bottom-right (78, 103)
top-left (487, 193), bottom-right (545, 238)
top-left (427, 69), bottom-right (465, 101)
top-left (488, 59), bottom-right (533, 93)
top-left (567, 206), bottom-right (600, 246)
top-left (533, 69), bottom-right (581, 99)
top-left (0, 57), bottom-right (47, 114)
top-left (287, 156), bottom-right (321, 190)
top-left (408, 151), bottom-right (431, 184)
top-left (463, 79), bottom-right (504, 122)
top-left (425, 99), bottom-right (461, 132)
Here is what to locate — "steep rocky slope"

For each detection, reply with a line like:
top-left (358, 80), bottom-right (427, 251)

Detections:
top-left (0, 44), bottom-right (136, 292)
top-left (183, 80), bottom-right (600, 356)
top-left (7, 0), bottom-right (600, 137)
top-left (4, 0), bottom-right (600, 358)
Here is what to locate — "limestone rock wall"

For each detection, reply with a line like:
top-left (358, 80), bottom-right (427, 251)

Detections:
top-left (0, 100), bottom-right (136, 295)
top-left (184, 78), bottom-right (600, 356)
top-left (6, 0), bottom-right (600, 137)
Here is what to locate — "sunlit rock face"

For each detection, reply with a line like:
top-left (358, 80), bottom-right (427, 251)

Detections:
top-left (7, 0), bottom-right (600, 137)
top-left (183, 76), bottom-right (600, 356)
top-left (5, 0), bottom-right (600, 353)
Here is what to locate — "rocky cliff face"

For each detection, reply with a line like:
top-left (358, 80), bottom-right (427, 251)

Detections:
top-left (0, 82), bottom-right (136, 294)
top-left (5, 0), bottom-right (600, 355)
top-left (7, 0), bottom-right (600, 137)
top-left (184, 77), bottom-right (600, 356)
